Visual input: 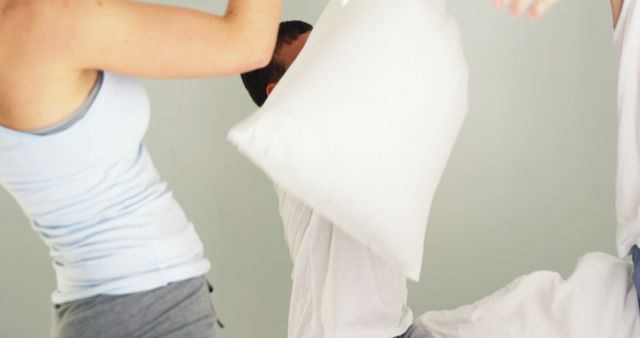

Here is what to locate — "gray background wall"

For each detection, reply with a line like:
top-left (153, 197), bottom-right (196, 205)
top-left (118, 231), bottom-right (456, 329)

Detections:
top-left (0, 0), bottom-right (619, 337)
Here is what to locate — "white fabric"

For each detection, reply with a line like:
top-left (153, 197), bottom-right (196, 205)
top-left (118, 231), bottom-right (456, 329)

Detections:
top-left (413, 7), bottom-right (640, 336)
top-left (615, 0), bottom-right (640, 258)
top-left (276, 186), bottom-right (414, 338)
top-left (229, 0), bottom-right (468, 281)
top-left (417, 252), bottom-right (640, 338)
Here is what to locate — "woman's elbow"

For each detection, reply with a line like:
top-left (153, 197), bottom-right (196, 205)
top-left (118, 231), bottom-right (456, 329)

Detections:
top-left (237, 40), bottom-right (276, 72)
top-left (251, 44), bottom-right (274, 68)
top-left (231, 22), bottom-right (278, 70)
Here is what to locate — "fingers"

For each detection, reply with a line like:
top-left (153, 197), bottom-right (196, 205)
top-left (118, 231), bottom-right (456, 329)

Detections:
top-left (494, 0), bottom-right (560, 20)
top-left (509, 0), bottom-right (535, 17)
top-left (529, 0), bottom-right (560, 20)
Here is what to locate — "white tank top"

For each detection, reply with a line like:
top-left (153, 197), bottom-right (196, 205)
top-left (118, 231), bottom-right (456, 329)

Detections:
top-left (0, 72), bottom-right (210, 303)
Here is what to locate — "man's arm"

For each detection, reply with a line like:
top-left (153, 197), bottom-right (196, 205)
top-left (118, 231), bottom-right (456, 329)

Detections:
top-left (611, 0), bottom-right (625, 28)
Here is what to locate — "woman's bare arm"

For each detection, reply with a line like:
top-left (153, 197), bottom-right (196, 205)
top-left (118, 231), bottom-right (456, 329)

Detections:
top-left (35, 0), bottom-right (283, 78)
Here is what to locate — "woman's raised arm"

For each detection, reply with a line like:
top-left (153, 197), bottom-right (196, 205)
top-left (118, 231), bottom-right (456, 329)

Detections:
top-left (34, 0), bottom-right (283, 78)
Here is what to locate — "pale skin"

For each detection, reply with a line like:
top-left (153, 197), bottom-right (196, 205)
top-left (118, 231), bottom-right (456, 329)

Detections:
top-left (610, 0), bottom-right (624, 28)
top-left (493, 0), bottom-right (561, 20)
top-left (0, 0), bottom-right (282, 132)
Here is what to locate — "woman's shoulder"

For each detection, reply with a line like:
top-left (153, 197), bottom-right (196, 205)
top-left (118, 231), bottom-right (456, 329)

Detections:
top-left (1, 0), bottom-right (61, 23)
top-left (0, 0), bottom-right (101, 131)
top-left (0, 0), bottom-right (73, 56)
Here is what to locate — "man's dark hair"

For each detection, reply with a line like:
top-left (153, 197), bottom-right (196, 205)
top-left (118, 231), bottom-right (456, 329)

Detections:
top-left (241, 20), bottom-right (313, 107)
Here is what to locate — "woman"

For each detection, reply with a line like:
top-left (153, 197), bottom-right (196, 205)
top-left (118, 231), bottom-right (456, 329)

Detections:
top-left (0, 0), bottom-right (282, 337)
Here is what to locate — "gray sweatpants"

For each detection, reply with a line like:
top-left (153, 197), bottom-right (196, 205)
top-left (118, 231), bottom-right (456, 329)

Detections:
top-left (396, 324), bottom-right (436, 338)
top-left (51, 277), bottom-right (220, 338)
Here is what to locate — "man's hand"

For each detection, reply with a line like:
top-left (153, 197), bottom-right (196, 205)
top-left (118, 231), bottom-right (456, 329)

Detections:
top-left (493, 0), bottom-right (560, 21)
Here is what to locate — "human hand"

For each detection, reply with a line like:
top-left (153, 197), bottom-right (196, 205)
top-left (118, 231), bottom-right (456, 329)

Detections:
top-left (493, 0), bottom-right (560, 21)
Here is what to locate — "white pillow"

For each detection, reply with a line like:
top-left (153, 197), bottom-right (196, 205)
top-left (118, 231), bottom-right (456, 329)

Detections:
top-left (419, 253), bottom-right (640, 337)
top-left (229, 0), bottom-right (468, 280)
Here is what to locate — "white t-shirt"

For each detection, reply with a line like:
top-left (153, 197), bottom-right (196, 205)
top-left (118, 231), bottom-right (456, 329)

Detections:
top-left (276, 186), bottom-right (414, 338)
top-left (615, 0), bottom-right (640, 258)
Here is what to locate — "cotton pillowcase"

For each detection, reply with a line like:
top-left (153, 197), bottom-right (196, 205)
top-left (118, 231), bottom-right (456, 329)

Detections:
top-left (228, 0), bottom-right (468, 280)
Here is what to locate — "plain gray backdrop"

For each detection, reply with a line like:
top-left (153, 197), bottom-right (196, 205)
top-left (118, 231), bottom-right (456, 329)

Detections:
top-left (0, 0), bottom-right (619, 337)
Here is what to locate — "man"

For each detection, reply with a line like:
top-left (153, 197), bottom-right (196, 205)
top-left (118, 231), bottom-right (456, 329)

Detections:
top-left (241, 20), bottom-right (432, 338)
top-left (240, 3), bottom-right (574, 335)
